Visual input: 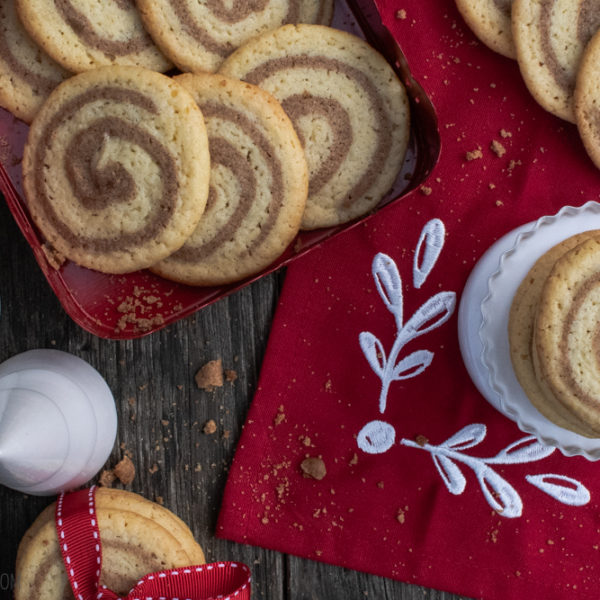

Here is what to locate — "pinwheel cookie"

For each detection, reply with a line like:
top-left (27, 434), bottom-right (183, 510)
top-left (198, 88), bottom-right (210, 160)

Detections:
top-left (575, 29), bottom-right (600, 170)
top-left (508, 230), bottom-right (600, 437)
top-left (14, 488), bottom-right (205, 599)
top-left (0, 0), bottom-right (71, 123)
top-left (151, 73), bottom-right (308, 286)
top-left (219, 24), bottom-right (410, 229)
top-left (15, 0), bottom-right (171, 73)
top-left (22, 65), bottom-right (210, 274)
top-left (512, 0), bottom-right (600, 123)
top-left (136, 0), bottom-right (334, 73)
top-left (533, 236), bottom-right (600, 433)
top-left (455, 0), bottom-right (516, 59)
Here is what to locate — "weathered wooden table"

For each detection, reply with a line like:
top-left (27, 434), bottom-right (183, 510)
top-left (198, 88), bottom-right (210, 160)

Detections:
top-left (0, 195), bottom-right (469, 600)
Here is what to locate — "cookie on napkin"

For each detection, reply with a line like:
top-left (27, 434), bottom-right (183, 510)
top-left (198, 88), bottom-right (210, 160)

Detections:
top-left (218, 24), bottom-right (410, 230)
top-left (0, 0), bottom-right (71, 123)
top-left (455, 0), bottom-right (516, 59)
top-left (22, 65), bottom-right (211, 274)
top-left (14, 0), bottom-right (171, 73)
top-left (509, 230), bottom-right (600, 437)
top-left (533, 236), bottom-right (600, 433)
top-left (151, 72), bottom-right (308, 286)
top-left (136, 0), bottom-right (334, 74)
top-left (14, 488), bottom-right (205, 599)
top-left (512, 0), bottom-right (600, 123)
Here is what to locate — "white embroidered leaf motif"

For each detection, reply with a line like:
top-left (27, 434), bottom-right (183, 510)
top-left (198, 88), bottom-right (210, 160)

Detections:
top-left (414, 219), bottom-right (445, 289)
top-left (359, 331), bottom-right (386, 377)
top-left (440, 423), bottom-right (486, 451)
top-left (433, 455), bottom-right (466, 495)
top-left (357, 420), bottom-right (396, 454)
top-left (526, 474), bottom-right (591, 506)
top-left (488, 436), bottom-right (555, 464)
top-left (402, 291), bottom-right (456, 341)
top-left (477, 468), bottom-right (523, 518)
top-left (392, 349), bottom-right (433, 381)
top-left (372, 253), bottom-right (403, 327)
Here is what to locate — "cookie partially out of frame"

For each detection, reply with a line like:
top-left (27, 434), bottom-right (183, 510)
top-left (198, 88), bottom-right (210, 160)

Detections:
top-left (575, 29), bottom-right (600, 170)
top-left (0, 0), bottom-right (71, 123)
top-left (455, 0), bottom-right (516, 59)
top-left (219, 24), bottom-right (410, 229)
top-left (136, 0), bottom-right (334, 74)
top-left (509, 230), bottom-right (600, 437)
top-left (15, 0), bottom-right (172, 73)
top-left (512, 0), bottom-right (600, 123)
top-left (534, 236), bottom-right (600, 433)
top-left (14, 488), bottom-right (205, 600)
top-left (22, 65), bottom-right (210, 274)
top-left (151, 72), bottom-right (308, 286)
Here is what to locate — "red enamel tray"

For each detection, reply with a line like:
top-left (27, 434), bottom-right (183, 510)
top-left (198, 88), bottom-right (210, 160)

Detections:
top-left (0, 0), bottom-right (439, 339)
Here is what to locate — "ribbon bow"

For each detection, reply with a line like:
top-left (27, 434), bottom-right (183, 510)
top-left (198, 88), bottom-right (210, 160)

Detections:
top-left (55, 486), bottom-right (251, 600)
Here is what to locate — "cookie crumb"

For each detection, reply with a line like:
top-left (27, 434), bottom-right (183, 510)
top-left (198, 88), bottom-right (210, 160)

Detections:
top-left (113, 455), bottom-right (135, 485)
top-left (300, 457), bottom-right (327, 480)
top-left (420, 185), bottom-right (432, 196)
top-left (500, 129), bottom-right (512, 138)
top-left (148, 463), bottom-right (159, 474)
top-left (225, 369), bottom-right (237, 383)
top-left (396, 508), bottom-right (406, 524)
top-left (195, 359), bottom-right (223, 391)
top-left (395, 8), bottom-right (407, 19)
top-left (155, 495), bottom-right (164, 505)
top-left (98, 469), bottom-right (116, 487)
top-left (465, 148), bottom-right (483, 161)
top-left (203, 419), bottom-right (217, 435)
top-left (490, 139), bottom-right (506, 157)
top-left (415, 434), bottom-right (429, 447)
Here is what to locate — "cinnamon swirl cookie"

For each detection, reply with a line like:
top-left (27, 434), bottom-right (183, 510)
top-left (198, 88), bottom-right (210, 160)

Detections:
top-left (22, 65), bottom-right (210, 274)
top-left (136, 0), bottom-right (334, 73)
top-left (455, 0), bottom-right (516, 59)
top-left (509, 231), bottom-right (600, 437)
top-left (15, 0), bottom-right (171, 73)
top-left (219, 24), bottom-right (410, 229)
top-left (14, 488), bottom-right (205, 600)
top-left (534, 236), bottom-right (600, 433)
top-left (575, 29), bottom-right (600, 170)
top-left (512, 0), bottom-right (600, 123)
top-left (0, 0), bottom-right (71, 123)
top-left (151, 73), bottom-right (308, 286)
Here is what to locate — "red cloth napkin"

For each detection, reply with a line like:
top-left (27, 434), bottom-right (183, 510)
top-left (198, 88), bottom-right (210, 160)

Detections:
top-left (217, 1), bottom-right (600, 599)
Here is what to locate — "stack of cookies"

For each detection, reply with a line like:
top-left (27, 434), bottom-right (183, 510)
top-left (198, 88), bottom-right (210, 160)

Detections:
top-left (14, 488), bottom-right (206, 599)
top-left (0, 0), bottom-right (411, 285)
top-left (455, 0), bottom-right (600, 172)
top-left (509, 231), bottom-right (600, 438)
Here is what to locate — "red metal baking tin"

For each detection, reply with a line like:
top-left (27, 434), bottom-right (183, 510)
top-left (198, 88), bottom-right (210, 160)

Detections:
top-left (0, 0), bottom-right (440, 339)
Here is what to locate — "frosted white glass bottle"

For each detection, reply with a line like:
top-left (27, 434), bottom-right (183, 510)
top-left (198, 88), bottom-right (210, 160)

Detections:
top-left (0, 349), bottom-right (117, 495)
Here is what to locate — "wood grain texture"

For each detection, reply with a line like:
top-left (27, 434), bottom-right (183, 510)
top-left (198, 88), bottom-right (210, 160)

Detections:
top-left (0, 195), bottom-right (470, 600)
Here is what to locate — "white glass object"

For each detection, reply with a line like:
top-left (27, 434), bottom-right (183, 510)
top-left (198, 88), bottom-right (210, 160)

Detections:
top-left (0, 349), bottom-right (117, 494)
